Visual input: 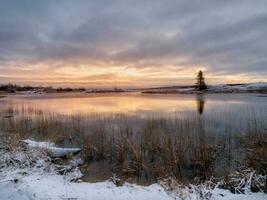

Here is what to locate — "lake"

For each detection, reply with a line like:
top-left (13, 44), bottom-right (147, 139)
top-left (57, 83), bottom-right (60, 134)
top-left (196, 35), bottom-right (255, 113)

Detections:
top-left (0, 93), bottom-right (266, 183)
top-left (1, 93), bottom-right (266, 131)
top-left (1, 92), bottom-right (266, 115)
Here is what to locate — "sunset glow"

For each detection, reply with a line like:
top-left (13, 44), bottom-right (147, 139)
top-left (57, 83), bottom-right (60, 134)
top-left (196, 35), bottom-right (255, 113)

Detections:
top-left (0, 0), bottom-right (266, 88)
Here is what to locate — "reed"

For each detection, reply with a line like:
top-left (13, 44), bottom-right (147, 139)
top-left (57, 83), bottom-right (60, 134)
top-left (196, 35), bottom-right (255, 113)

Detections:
top-left (0, 107), bottom-right (266, 184)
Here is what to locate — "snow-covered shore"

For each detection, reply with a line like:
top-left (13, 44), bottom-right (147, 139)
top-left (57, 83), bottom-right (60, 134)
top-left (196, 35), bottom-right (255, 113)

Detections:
top-left (142, 82), bottom-right (267, 94)
top-left (1, 173), bottom-right (266, 200)
top-left (207, 82), bottom-right (267, 93)
top-left (0, 140), bottom-right (266, 200)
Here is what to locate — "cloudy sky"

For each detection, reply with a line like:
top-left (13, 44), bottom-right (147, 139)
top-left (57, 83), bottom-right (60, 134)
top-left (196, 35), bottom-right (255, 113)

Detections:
top-left (0, 0), bottom-right (266, 88)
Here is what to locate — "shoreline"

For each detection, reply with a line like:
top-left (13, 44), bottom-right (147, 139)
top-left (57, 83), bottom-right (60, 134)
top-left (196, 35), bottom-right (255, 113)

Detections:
top-left (0, 139), bottom-right (266, 200)
top-left (1, 89), bottom-right (267, 97)
top-left (0, 82), bottom-right (266, 96)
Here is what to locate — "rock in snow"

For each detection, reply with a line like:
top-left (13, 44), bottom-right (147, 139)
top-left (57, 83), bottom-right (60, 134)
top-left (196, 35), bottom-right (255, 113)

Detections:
top-left (22, 139), bottom-right (81, 158)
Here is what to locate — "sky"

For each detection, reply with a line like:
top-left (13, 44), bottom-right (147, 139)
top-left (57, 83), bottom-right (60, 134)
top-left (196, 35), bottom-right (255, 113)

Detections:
top-left (0, 0), bottom-right (267, 88)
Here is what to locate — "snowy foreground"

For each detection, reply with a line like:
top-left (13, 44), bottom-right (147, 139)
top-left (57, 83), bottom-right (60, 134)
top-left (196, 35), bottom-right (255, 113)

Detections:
top-left (0, 140), bottom-right (266, 200)
top-left (1, 174), bottom-right (266, 200)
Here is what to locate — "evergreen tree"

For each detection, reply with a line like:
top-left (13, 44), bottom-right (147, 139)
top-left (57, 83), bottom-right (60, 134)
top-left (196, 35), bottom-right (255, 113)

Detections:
top-left (195, 70), bottom-right (207, 90)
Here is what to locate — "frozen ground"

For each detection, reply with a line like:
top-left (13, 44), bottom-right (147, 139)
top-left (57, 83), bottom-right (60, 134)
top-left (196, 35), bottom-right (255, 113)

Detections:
top-left (1, 173), bottom-right (266, 200)
top-left (208, 82), bottom-right (267, 93)
top-left (142, 82), bottom-right (267, 94)
top-left (0, 140), bottom-right (266, 200)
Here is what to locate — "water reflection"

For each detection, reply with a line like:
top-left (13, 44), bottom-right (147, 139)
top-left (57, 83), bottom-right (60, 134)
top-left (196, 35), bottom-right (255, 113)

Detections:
top-left (3, 93), bottom-right (197, 116)
top-left (1, 93), bottom-right (266, 121)
top-left (196, 94), bottom-right (205, 114)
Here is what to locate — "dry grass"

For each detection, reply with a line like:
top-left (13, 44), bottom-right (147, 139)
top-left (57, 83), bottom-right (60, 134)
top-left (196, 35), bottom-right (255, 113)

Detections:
top-left (0, 107), bottom-right (266, 185)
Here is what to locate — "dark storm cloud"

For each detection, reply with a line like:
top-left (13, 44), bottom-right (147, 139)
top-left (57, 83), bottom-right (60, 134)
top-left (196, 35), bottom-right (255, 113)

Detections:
top-left (0, 0), bottom-right (266, 82)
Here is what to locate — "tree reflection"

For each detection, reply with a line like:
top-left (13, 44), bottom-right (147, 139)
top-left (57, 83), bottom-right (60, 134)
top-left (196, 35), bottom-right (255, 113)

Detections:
top-left (196, 94), bottom-right (205, 114)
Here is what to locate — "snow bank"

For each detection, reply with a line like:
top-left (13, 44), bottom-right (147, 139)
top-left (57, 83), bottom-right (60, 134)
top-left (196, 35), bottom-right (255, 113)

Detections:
top-left (0, 147), bottom-right (171, 199)
top-left (22, 139), bottom-right (81, 158)
top-left (1, 142), bottom-right (266, 200)
top-left (0, 175), bottom-right (173, 200)
top-left (0, 173), bottom-right (266, 200)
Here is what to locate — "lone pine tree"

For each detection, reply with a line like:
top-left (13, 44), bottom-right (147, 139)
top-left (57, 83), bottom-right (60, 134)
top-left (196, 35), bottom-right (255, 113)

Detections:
top-left (195, 70), bottom-right (207, 90)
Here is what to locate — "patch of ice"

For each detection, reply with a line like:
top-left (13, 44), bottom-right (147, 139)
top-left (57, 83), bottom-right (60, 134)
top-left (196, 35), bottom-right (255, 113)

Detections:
top-left (22, 139), bottom-right (81, 158)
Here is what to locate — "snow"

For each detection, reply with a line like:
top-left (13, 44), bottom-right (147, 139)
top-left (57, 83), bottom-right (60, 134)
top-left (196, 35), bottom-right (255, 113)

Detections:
top-left (0, 175), bottom-right (173, 200)
top-left (1, 140), bottom-right (266, 200)
top-left (0, 173), bottom-right (266, 200)
top-left (22, 139), bottom-right (55, 148)
top-left (143, 82), bottom-right (267, 94)
top-left (22, 139), bottom-right (81, 158)
top-left (208, 82), bottom-right (267, 93)
top-left (212, 188), bottom-right (266, 200)
top-left (245, 82), bottom-right (267, 89)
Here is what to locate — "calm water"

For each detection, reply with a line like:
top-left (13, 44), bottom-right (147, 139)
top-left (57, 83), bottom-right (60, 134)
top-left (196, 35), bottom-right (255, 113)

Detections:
top-left (1, 92), bottom-right (266, 116)
top-left (1, 92), bottom-right (266, 135)
top-left (0, 92), bottom-right (266, 182)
